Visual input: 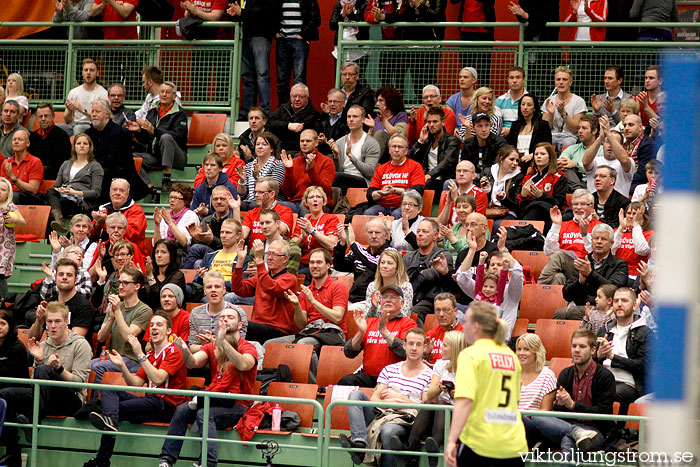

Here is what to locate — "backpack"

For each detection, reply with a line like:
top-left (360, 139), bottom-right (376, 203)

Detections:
top-left (255, 364), bottom-right (292, 395)
top-left (505, 225), bottom-right (545, 251)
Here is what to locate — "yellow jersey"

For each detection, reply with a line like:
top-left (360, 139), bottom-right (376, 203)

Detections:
top-left (454, 338), bottom-right (528, 459)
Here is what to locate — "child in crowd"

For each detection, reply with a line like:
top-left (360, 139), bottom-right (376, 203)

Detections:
top-left (580, 283), bottom-right (617, 334)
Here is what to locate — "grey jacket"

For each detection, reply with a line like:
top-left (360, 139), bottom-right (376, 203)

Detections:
top-left (52, 0), bottom-right (95, 39)
top-left (54, 159), bottom-right (104, 203)
top-left (334, 133), bottom-right (380, 185)
top-left (38, 331), bottom-right (92, 402)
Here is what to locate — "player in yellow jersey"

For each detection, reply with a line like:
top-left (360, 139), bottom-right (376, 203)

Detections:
top-left (445, 302), bottom-right (528, 466)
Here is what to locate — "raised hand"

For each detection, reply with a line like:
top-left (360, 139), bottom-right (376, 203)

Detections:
top-left (603, 98), bottom-right (615, 114)
top-left (584, 302), bottom-right (593, 320)
top-left (353, 308), bottom-right (368, 335)
top-left (430, 252), bottom-right (449, 275)
top-left (35, 301), bottom-right (47, 323)
top-left (173, 335), bottom-right (187, 351)
top-left (144, 256), bottom-right (154, 277)
top-left (550, 205), bottom-right (562, 225)
top-left (591, 94), bottom-right (602, 113)
top-left (300, 284), bottom-right (315, 303)
top-left (108, 349), bottom-right (126, 367)
top-left (447, 179), bottom-right (459, 202)
top-left (58, 235), bottom-right (71, 248)
top-left (27, 338), bottom-right (44, 361)
top-left (153, 207), bottom-right (163, 225)
top-left (280, 150), bottom-right (293, 169)
top-left (544, 97), bottom-right (555, 115)
top-left (49, 231), bottom-right (62, 253)
top-left (235, 165), bottom-right (246, 183)
top-left (409, 106), bottom-right (417, 122)
top-left (578, 217), bottom-right (590, 237)
top-left (252, 238), bottom-right (265, 261)
top-left (497, 226), bottom-right (508, 251)
top-left (41, 261), bottom-right (53, 278)
top-left (418, 124), bottom-right (430, 143)
top-left (618, 208), bottom-right (627, 231)
top-left (478, 251), bottom-right (489, 265)
top-left (632, 205), bottom-right (646, 227)
top-left (284, 289), bottom-right (300, 306)
top-left (466, 231), bottom-right (478, 251)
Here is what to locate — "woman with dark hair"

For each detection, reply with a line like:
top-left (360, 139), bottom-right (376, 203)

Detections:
top-left (153, 183), bottom-right (199, 248)
top-left (48, 132), bottom-right (105, 232)
top-left (365, 86), bottom-right (409, 161)
top-left (481, 145), bottom-right (524, 229)
top-left (517, 142), bottom-right (568, 232)
top-left (0, 308), bottom-right (29, 387)
top-left (237, 132), bottom-right (285, 211)
top-left (506, 93), bottom-right (552, 171)
top-left (141, 239), bottom-right (186, 311)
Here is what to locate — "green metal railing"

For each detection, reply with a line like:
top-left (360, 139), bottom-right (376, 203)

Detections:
top-left (0, 376), bottom-right (650, 466)
top-left (0, 376), bottom-right (324, 467)
top-left (0, 21), bottom-right (242, 120)
top-left (336, 21), bottom-right (700, 106)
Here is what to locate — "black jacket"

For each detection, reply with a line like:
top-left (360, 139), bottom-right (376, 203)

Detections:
top-left (460, 133), bottom-right (507, 178)
top-left (596, 314), bottom-right (651, 396)
top-left (556, 363), bottom-right (616, 433)
top-left (329, 0), bottom-right (369, 43)
top-left (593, 188), bottom-right (631, 230)
top-left (238, 0), bottom-right (281, 39)
top-left (482, 169), bottom-right (524, 215)
top-left (298, 0), bottom-right (321, 41)
top-left (563, 253), bottom-right (629, 305)
top-left (268, 100), bottom-right (321, 152)
top-left (344, 85), bottom-right (376, 120)
top-left (385, 0), bottom-right (447, 40)
top-left (408, 131), bottom-right (460, 180)
top-left (630, 135), bottom-right (658, 194)
top-left (135, 102), bottom-right (188, 165)
top-left (333, 241), bottom-right (392, 303)
top-left (0, 333), bottom-right (29, 381)
top-left (513, 0), bottom-right (560, 41)
top-left (316, 113), bottom-right (350, 157)
top-left (506, 116), bottom-right (552, 172)
top-left (29, 125), bottom-right (71, 180)
top-left (404, 245), bottom-right (454, 304)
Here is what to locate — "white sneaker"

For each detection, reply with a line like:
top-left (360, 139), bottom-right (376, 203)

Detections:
top-left (188, 397), bottom-right (198, 410)
top-left (573, 427), bottom-right (599, 451)
top-left (158, 461), bottom-right (173, 467)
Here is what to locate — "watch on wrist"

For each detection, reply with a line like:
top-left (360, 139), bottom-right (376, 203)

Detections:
top-left (310, 229), bottom-right (317, 237)
top-left (138, 355), bottom-right (148, 363)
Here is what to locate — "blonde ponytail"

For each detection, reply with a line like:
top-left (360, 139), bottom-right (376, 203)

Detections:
top-left (493, 319), bottom-right (508, 347)
top-left (468, 302), bottom-right (508, 346)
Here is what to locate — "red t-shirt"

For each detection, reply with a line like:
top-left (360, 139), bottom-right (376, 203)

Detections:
top-left (193, 157), bottom-right (245, 188)
top-left (559, 219), bottom-right (603, 259)
top-left (143, 309), bottom-right (190, 343)
top-left (299, 276), bottom-right (349, 335)
top-left (135, 342), bottom-right (187, 407)
top-left (361, 316), bottom-right (417, 377)
top-left (202, 339), bottom-right (258, 407)
top-left (443, 185), bottom-right (488, 223)
top-left (95, 0), bottom-right (139, 40)
top-left (0, 153), bottom-right (44, 192)
top-left (614, 228), bottom-right (653, 277)
top-left (426, 322), bottom-right (464, 364)
top-left (242, 203), bottom-right (294, 246)
top-left (292, 213), bottom-right (339, 264)
top-left (370, 158), bottom-right (426, 208)
top-left (192, 0), bottom-right (230, 39)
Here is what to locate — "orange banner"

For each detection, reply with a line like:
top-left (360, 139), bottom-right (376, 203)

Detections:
top-left (0, 0), bottom-right (55, 39)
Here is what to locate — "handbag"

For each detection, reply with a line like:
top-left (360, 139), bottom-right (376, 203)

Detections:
top-left (485, 204), bottom-right (509, 219)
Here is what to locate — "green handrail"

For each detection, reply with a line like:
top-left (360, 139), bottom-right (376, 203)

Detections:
top-left (0, 376), bottom-right (325, 467)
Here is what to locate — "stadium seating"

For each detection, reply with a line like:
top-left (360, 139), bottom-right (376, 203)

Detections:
top-left (329, 275), bottom-right (353, 292)
top-left (519, 284), bottom-right (567, 322)
top-left (511, 318), bottom-right (529, 338)
top-left (15, 205), bottom-right (51, 239)
top-left (547, 357), bottom-right (571, 378)
top-left (316, 346), bottom-right (363, 388)
top-left (421, 190), bottom-right (435, 217)
top-left (266, 382), bottom-right (319, 428)
top-left (263, 342), bottom-right (314, 384)
top-left (535, 319), bottom-right (581, 360)
top-left (346, 188), bottom-right (368, 207)
top-left (501, 219), bottom-right (545, 234)
top-left (512, 251), bottom-right (549, 283)
top-left (187, 113), bottom-right (227, 146)
top-left (423, 313), bottom-right (438, 332)
top-left (626, 403), bottom-right (648, 430)
top-left (323, 385), bottom-right (375, 430)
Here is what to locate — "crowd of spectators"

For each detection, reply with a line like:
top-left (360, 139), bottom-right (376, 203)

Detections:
top-left (0, 3), bottom-right (670, 465)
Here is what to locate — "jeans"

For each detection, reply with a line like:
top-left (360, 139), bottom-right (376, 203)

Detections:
top-left (183, 243), bottom-right (215, 269)
top-left (0, 365), bottom-right (83, 448)
top-left (276, 37), bottom-right (309, 105)
top-left (346, 390), bottom-right (409, 467)
top-left (240, 36), bottom-right (272, 118)
top-left (90, 357), bottom-right (141, 385)
top-left (96, 392), bottom-right (174, 461)
top-left (524, 416), bottom-right (604, 461)
top-left (363, 204), bottom-right (401, 218)
top-left (160, 400), bottom-right (247, 467)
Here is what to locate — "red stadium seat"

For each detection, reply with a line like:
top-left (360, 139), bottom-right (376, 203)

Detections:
top-left (512, 250), bottom-right (550, 283)
top-left (547, 357), bottom-right (571, 378)
top-left (266, 382), bottom-right (319, 428)
top-left (263, 342), bottom-right (314, 384)
top-left (316, 346), bottom-right (363, 388)
top-left (187, 113), bottom-right (226, 146)
top-left (535, 319), bottom-right (580, 359)
top-left (519, 284), bottom-right (567, 322)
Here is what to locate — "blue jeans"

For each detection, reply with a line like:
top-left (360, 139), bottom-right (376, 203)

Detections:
top-left (90, 357), bottom-right (141, 385)
top-left (160, 400), bottom-right (247, 467)
top-left (96, 392), bottom-right (174, 461)
top-left (276, 37), bottom-right (309, 105)
top-left (347, 390), bottom-right (409, 467)
top-left (363, 204), bottom-right (402, 218)
top-left (523, 416), bottom-right (604, 461)
top-left (240, 36), bottom-right (271, 118)
top-left (183, 243), bottom-right (214, 269)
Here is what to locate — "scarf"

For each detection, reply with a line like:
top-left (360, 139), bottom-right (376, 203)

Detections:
top-left (166, 208), bottom-right (189, 241)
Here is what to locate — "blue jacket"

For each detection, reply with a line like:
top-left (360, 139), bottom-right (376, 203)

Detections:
top-left (191, 172), bottom-right (238, 212)
top-left (196, 249), bottom-right (248, 291)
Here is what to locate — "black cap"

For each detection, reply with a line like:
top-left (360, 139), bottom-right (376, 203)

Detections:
top-left (472, 112), bottom-right (490, 124)
top-left (380, 285), bottom-right (404, 298)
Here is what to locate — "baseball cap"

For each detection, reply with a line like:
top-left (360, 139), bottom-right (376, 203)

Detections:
top-left (380, 285), bottom-right (404, 298)
top-left (473, 112), bottom-right (490, 124)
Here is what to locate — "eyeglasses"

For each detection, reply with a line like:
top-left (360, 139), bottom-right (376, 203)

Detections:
top-left (401, 202), bottom-right (419, 208)
top-left (466, 222), bottom-right (486, 228)
top-left (113, 253), bottom-right (131, 258)
top-left (115, 280), bottom-right (136, 286)
top-left (169, 195), bottom-right (184, 201)
top-left (423, 94), bottom-right (439, 100)
top-left (572, 201), bottom-right (592, 206)
top-left (267, 253), bottom-right (288, 258)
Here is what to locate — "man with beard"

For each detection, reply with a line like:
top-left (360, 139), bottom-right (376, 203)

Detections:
top-left (62, 58), bottom-right (108, 136)
top-left (268, 248), bottom-right (349, 382)
top-left (539, 189), bottom-right (602, 285)
top-left (83, 311), bottom-right (187, 467)
top-left (158, 307), bottom-right (257, 467)
top-left (409, 107), bottom-right (461, 192)
top-left (90, 179), bottom-right (147, 255)
top-left (28, 258), bottom-right (93, 342)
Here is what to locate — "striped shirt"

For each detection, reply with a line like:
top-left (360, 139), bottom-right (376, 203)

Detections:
top-left (242, 157), bottom-right (286, 202)
top-left (188, 303), bottom-right (249, 345)
top-left (495, 90), bottom-right (526, 129)
top-left (279, 0), bottom-right (303, 38)
top-left (518, 366), bottom-right (557, 410)
top-left (377, 361), bottom-right (433, 404)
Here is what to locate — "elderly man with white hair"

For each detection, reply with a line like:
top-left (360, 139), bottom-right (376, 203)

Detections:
top-left (268, 83), bottom-right (321, 152)
top-left (557, 223), bottom-right (629, 320)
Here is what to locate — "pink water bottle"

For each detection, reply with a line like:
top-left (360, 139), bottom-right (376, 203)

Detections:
top-left (271, 404), bottom-right (282, 431)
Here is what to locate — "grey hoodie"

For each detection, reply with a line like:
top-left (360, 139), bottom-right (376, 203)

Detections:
top-left (38, 331), bottom-right (92, 402)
